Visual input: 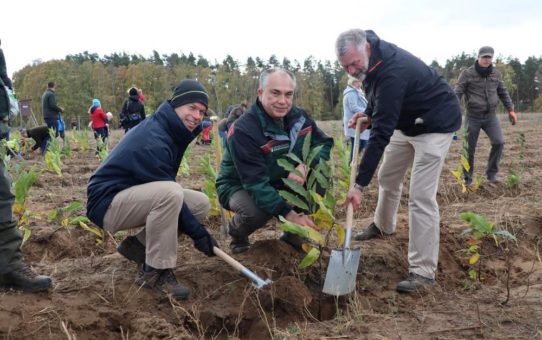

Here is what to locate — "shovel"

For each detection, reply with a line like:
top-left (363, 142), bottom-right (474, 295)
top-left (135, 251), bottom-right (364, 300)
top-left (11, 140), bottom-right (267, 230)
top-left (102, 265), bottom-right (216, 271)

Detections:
top-left (322, 117), bottom-right (366, 296)
top-left (213, 246), bottom-right (272, 289)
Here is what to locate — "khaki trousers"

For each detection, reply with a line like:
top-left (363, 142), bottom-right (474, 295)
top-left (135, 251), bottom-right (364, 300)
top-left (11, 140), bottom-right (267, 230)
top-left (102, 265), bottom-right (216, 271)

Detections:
top-left (103, 181), bottom-right (210, 269)
top-left (374, 130), bottom-right (453, 279)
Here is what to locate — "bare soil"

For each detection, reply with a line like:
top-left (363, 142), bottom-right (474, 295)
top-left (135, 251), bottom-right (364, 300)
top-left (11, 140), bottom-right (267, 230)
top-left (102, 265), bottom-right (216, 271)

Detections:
top-left (1, 113), bottom-right (541, 339)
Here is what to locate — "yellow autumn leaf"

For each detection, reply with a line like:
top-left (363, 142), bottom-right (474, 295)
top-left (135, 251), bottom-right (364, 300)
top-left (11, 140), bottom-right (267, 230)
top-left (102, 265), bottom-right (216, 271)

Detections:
top-left (335, 223), bottom-right (345, 247)
top-left (469, 253), bottom-right (480, 265)
top-left (310, 209), bottom-right (334, 229)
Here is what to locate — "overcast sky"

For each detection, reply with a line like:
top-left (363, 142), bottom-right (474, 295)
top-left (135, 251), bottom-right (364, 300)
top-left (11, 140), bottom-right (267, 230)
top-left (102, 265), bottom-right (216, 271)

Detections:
top-left (2, 0), bottom-right (541, 78)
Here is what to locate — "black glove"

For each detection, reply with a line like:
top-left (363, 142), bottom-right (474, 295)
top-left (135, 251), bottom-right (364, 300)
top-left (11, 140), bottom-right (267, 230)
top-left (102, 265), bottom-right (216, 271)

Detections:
top-left (193, 233), bottom-right (218, 257)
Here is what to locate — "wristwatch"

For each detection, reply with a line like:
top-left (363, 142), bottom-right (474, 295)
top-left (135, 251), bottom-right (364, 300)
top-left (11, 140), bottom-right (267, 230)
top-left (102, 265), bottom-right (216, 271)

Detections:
top-left (353, 183), bottom-right (365, 192)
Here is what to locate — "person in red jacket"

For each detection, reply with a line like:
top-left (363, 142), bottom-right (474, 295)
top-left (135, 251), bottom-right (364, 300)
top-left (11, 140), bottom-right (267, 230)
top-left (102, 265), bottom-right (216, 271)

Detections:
top-left (89, 98), bottom-right (109, 152)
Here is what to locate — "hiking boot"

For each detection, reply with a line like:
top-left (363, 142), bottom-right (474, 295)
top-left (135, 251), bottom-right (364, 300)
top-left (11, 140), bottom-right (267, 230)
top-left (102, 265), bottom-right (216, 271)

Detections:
top-left (279, 232), bottom-right (304, 252)
top-left (229, 227), bottom-right (251, 254)
top-left (354, 222), bottom-right (383, 241)
top-left (117, 236), bottom-right (145, 264)
top-left (487, 176), bottom-right (501, 183)
top-left (135, 266), bottom-right (189, 300)
top-left (230, 236), bottom-right (250, 254)
top-left (396, 272), bottom-right (435, 293)
top-left (0, 264), bottom-right (52, 293)
top-left (464, 177), bottom-right (473, 186)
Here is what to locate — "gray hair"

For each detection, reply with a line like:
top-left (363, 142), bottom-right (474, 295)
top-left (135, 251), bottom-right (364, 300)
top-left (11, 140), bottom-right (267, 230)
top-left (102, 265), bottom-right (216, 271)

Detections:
top-left (259, 68), bottom-right (297, 90)
top-left (335, 29), bottom-right (367, 57)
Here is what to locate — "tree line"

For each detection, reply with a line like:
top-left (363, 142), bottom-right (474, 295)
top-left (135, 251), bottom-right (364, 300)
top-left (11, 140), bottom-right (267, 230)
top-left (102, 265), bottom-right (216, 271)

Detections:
top-left (11, 50), bottom-right (542, 128)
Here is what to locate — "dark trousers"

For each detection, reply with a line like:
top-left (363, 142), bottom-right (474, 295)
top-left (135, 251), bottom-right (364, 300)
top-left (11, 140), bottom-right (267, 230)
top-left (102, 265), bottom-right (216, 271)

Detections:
top-left (226, 189), bottom-right (273, 239)
top-left (463, 113), bottom-right (504, 181)
top-left (0, 161), bottom-right (22, 274)
top-left (44, 118), bottom-right (59, 153)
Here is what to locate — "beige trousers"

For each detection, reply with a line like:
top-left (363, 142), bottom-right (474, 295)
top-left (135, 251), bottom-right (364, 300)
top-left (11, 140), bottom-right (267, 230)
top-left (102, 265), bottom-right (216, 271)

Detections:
top-left (374, 130), bottom-right (453, 279)
top-left (102, 181), bottom-right (210, 269)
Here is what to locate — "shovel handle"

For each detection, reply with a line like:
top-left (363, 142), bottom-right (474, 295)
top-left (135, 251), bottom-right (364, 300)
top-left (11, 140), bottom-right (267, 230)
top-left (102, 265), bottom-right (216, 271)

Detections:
top-left (344, 116), bottom-right (367, 249)
top-left (213, 246), bottom-right (245, 271)
top-left (213, 246), bottom-right (271, 288)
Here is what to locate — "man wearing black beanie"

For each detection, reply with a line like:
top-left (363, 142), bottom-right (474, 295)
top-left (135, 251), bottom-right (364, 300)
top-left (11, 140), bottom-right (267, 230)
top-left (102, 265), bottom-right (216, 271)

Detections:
top-left (87, 79), bottom-right (218, 301)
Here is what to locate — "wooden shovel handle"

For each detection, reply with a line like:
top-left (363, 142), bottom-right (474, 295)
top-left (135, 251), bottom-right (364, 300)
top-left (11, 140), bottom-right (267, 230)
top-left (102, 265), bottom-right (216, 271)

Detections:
top-left (345, 116), bottom-right (367, 248)
top-left (213, 246), bottom-right (246, 272)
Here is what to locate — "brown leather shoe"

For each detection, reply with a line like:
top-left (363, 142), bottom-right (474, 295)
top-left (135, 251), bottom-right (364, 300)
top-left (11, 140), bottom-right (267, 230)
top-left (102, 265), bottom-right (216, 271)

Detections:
top-left (0, 264), bottom-right (52, 292)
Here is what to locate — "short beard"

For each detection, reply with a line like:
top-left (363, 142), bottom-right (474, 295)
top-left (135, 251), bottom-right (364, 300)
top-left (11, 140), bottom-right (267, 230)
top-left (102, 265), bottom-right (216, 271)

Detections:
top-left (355, 53), bottom-right (369, 82)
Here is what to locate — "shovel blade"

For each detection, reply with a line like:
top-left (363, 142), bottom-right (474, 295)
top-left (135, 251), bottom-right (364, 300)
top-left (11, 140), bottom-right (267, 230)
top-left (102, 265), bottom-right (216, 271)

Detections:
top-left (322, 248), bottom-right (361, 296)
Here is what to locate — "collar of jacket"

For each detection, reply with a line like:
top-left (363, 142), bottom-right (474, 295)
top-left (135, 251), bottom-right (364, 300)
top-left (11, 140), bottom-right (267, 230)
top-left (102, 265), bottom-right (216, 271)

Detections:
top-left (365, 30), bottom-right (394, 80)
top-left (252, 98), bottom-right (306, 151)
top-left (155, 100), bottom-right (202, 146)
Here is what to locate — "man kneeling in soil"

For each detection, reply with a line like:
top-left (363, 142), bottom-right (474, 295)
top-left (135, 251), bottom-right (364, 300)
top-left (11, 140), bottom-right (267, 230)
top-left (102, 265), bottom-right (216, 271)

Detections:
top-left (216, 68), bottom-right (333, 253)
top-left (86, 79), bottom-right (218, 300)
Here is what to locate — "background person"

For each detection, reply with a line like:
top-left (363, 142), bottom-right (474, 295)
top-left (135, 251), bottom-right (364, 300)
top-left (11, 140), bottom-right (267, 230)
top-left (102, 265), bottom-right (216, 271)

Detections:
top-left (120, 87), bottom-right (146, 133)
top-left (454, 46), bottom-right (517, 184)
top-left (21, 126), bottom-right (49, 155)
top-left (89, 98), bottom-right (109, 151)
top-left (41, 81), bottom-right (63, 150)
top-left (343, 76), bottom-right (370, 162)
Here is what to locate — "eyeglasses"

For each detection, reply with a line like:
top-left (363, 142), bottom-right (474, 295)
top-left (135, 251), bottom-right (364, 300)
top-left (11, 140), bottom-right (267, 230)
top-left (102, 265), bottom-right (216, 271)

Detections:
top-left (481, 56), bottom-right (493, 59)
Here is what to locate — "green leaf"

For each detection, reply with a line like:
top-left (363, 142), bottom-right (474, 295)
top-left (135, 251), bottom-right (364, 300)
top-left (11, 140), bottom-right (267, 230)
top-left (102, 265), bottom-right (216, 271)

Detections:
top-left (279, 215), bottom-right (324, 245)
top-left (20, 227), bottom-right (32, 247)
top-left (285, 153), bottom-right (303, 165)
top-left (323, 191), bottom-right (337, 214)
top-left (48, 209), bottom-right (59, 222)
top-left (298, 247), bottom-right (320, 269)
top-left (306, 145), bottom-right (324, 168)
top-left (301, 131), bottom-right (312, 162)
top-left (277, 158), bottom-right (297, 173)
top-left (278, 190), bottom-right (309, 211)
top-left (468, 268), bottom-right (477, 280)
top-left (69, 216), bottom-right (91, 225)
top-left (307, 170), bottom-right (317, 191)
top-left (312, 169), bottom-right (328, 189)
top-left (282, 178), bottom-right (310, 202)
top-left (494, 229), bottom-right (517, 241)
top-left (62, 201), bottom-right (82, 213)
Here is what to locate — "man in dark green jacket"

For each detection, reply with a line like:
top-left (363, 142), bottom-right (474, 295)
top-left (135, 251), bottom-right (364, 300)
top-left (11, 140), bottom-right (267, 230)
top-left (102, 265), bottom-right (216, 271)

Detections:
top-left (216, 68), bottom-right (333, 254)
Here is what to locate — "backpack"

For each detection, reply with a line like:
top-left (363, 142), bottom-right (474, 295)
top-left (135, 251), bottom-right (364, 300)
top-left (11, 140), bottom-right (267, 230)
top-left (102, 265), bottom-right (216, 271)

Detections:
top-left (124, 100), bottom-right (141, 122)
top-left (0, 78), bottom-right (18, 121)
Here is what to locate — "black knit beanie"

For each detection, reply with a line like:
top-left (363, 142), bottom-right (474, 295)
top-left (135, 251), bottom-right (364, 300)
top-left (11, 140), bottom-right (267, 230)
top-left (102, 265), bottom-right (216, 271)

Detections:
top-left (170, 79), bottom-right (208, 109)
